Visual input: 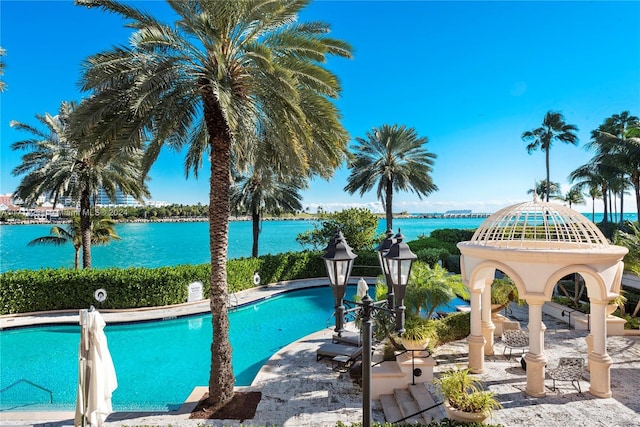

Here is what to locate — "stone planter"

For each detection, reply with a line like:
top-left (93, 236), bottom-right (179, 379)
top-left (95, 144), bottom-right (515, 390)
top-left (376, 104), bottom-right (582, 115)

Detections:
top-left (443, 400), bottom-right (490, 424)
top-left (399, 337), bottom-right (429, 351)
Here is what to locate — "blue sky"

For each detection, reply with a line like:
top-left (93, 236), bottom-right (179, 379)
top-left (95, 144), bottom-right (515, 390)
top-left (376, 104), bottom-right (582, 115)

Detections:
top-left (1, 1), bottom-right (639, 214)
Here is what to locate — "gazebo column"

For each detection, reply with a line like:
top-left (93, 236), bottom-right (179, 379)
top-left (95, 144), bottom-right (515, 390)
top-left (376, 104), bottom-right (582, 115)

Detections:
top-left (481, 286), bottom-right (495, 355)
top-left (468, 289), bottom-right (485, 373)
top-left (524, 300), bottom-right (547, 397)
top-left (588, 301), bottom-right (613, 398)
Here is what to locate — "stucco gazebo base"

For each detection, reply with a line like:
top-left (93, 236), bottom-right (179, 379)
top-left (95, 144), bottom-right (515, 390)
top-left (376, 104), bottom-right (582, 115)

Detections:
top-left (482, 321), bottom-right (496, 355)
top-left (524, 353), bottom-right (547, 397)
top-left (588, 352), bottom-right (613, 398)
top-left (467, 335), bottom-right (485, 373)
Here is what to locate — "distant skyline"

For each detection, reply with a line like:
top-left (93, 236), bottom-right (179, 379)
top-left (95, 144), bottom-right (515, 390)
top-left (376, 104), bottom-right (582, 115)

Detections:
top-left (1, 1), bottom-right (639, 213)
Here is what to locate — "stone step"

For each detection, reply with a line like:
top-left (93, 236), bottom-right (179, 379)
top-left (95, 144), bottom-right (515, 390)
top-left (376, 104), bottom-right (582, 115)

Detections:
top-left (379, 393), bottom-right (403, 424)
top-left (409, 383), bottom-right (446, 422)
top-left (394, 388), bottom-right (426, 423)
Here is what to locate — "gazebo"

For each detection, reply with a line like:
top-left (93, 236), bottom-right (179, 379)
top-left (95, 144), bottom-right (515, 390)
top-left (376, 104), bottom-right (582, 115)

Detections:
top-left (457, 198), bottom-right (628, 398)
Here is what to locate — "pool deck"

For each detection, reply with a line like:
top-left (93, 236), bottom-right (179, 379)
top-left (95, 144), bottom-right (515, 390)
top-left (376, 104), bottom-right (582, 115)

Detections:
top-left (2, 279), bottom-right (640, 426)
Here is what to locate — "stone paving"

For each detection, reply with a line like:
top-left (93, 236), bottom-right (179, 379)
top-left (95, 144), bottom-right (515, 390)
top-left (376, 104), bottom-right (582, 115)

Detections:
top-left (432, 305), bottom-right (640, 427)
top-left (2, 281), bottom-right (640, 426)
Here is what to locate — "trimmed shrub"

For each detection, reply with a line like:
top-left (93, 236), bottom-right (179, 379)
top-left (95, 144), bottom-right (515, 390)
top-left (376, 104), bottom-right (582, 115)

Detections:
top-left (434, 311), bottom-right (471, 346)
top-left (0, 250), bottom-right (328, 315)
top-left (415, 248), bottom-right (450, 267)
top-left (430, 228), bottom-right (476, 245)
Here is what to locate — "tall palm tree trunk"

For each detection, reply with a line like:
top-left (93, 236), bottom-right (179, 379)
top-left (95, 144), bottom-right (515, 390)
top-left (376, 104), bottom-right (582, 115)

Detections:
top-left (74, 248), bottom-right (81, 270)
top-left (204, 92), bottom-right (235, 410)
top-left (80, 190), bottom-right (92, 269)
top-left (602, 184), bottom-right (609, 225)
top-left (609, 189), bottom-right (614, 223)
top-left (385, 180), bottom-right (394, 230)
top-left (619, 188), bottom-right (624, 225)
top-left (545, 148), bottom-right (551, 202)
top-left (251, 208), bottom-right (260, 258)
top-left (633, 174), bottom-right (640, 222)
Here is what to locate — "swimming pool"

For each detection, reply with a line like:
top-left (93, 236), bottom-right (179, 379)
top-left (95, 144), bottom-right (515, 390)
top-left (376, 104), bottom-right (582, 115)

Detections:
top-left (0, 286), bottom-right (468, 412)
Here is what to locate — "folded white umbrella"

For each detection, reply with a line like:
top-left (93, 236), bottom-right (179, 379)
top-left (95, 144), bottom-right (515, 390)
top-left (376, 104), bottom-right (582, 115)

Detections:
top-left (356, 277), bottom-right (369, 299)
top-left (75, 309), bottom-right (117, 427)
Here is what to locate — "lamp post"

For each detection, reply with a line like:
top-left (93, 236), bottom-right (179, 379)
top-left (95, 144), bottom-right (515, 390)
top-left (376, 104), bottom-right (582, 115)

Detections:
top-left (383, 230), bottom-right (417, 334)
top-left (360, 292), bottom-right (375, 427)
top-left (376, 228), bottom-right (396, 310)
top-left (322, 228), bottom-right (357, 335)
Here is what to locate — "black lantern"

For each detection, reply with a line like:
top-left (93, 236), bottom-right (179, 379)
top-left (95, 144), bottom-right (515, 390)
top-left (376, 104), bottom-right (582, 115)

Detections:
top-left (383, 229), bottom-right (416, 334)
top-left (376, 228), bottom-right (396, 309)
top-left (322, 228), bottom-right (357, 334)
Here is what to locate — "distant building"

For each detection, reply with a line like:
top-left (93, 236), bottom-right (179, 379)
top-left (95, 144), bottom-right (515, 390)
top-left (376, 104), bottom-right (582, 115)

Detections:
top-left (0, 194), bottom-right (60, 220)
top-left (146, 200), bottom-right (170, 207)
top-left (93, 188), bottom-right (141, 207)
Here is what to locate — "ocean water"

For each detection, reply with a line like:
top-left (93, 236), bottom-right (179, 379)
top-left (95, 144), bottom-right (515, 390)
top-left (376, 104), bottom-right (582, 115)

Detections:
top-left (0, 213), bottom-right (635, 272)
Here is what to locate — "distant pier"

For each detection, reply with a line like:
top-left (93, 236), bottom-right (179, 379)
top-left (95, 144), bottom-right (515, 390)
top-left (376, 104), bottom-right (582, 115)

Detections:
top-left (414, 211), bottom-right (492, 219)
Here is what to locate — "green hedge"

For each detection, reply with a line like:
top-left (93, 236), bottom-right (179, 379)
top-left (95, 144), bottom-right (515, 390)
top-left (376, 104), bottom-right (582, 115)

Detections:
top-left (0, 251), bottom-right (329, 315)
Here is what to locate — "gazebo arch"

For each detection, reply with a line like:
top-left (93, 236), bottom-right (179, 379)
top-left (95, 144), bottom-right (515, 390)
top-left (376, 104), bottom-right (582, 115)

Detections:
top-left (457, 198), bottom-right (628, 398)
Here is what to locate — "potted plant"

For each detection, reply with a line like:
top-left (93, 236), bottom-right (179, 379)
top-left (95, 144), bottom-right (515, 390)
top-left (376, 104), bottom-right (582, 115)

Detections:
top-left (434, 367), bottom-right (502, 423)
top-left (399, 316), bottom-right (435, 351)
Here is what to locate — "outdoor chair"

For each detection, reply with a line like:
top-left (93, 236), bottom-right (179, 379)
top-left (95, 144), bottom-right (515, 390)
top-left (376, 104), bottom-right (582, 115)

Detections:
top-left (502, 329), bottom-right (529, 360)
top-left (548, 357), bottom-right (584, 393)
top-left (332, 331), bottom-right (361, 346)
top-left (316, 343), bottom-right (363, 372)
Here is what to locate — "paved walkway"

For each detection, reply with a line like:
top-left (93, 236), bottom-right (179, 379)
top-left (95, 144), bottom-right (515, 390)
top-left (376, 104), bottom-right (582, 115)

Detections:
top-left (2, 281), bottom-right (640, 426)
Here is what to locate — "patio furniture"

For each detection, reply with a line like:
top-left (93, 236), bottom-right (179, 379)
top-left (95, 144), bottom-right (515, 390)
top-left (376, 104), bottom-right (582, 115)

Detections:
top-left (316, 343), bottom-right (363, 372)
top-left (332, 331), bottom-right (361, 346)
top-left (548, 357), bottom-right (584, 393)
top-left (502, 329), bottom-right (529, 360)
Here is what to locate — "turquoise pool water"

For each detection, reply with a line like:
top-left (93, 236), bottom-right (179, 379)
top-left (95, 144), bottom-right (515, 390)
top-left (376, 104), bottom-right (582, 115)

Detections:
top-left (0, 287), bottom-right (468, 412)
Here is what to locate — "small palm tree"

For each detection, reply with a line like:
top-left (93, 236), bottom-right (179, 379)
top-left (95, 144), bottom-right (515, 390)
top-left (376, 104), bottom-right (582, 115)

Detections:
top-left (527, 179), bottom-right (561, 201)
top-left (522, 111), bottom-right (579, 201)
top-left (231, 165), bottom-right (304, 258)
top-left (344, 124), bottom-right (438, 230)
top-left (405, 262), bottom-right (469, 319)
top-left (569, 162), bottom-right (611, 223)
top-left (11, 101), bottom-right (148, 269)
top-left (563, 186), bottom-right (586, 209)
top-left (28, 217), bottom-right (120, 269)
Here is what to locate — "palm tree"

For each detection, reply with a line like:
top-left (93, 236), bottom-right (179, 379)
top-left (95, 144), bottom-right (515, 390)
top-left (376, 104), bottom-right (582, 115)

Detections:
top-left (231, 165), bottom-right (304, 257)
top-left (0, 47), bottom-right (6, 92)
top-left (75, 0), bottom-right (351, 409)
top-left (590, 112), bottom-right (640, 222)
top-left (344, 124), bottom-right (438, 230)
top-left (614, 221), bottom-right (640, 276)
top-left (569, 162), bottom-right (613, 225)
top-left (11, 100), bottom-right (148, 268)
top-left (527, 179), bottom-right (561, 201)
top-left (562, 186), bottom-right (585, 209)
top-left (405, 262), bottom-right (468, 320)
top-left (522, 111), bottom-right (579, 201)
top-left (28, 216), bottom-right (120, 269)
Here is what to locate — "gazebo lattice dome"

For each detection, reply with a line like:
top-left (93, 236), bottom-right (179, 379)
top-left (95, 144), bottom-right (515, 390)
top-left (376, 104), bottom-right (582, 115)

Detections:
top-left (470, 197), bottom-right (609, 250)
